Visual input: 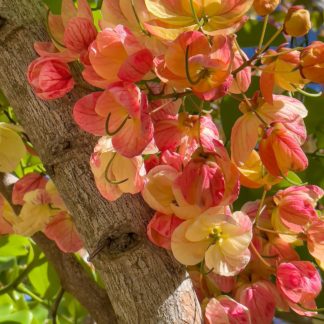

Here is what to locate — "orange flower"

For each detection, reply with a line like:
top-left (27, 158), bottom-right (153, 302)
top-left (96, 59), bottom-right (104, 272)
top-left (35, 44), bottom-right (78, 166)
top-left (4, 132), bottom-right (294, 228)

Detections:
top-left (144, 0), bottom-right (253, 41)
top-left (155, 31), bottom-right (233, 100)
top-left (260, 48), bottom-right (307, 104)
top-left (284, 6), bottom-right (311, 37)
top-left (301, 41), bottom-right (324, 84)
top-left (259, 122), bottom-right (308, 177)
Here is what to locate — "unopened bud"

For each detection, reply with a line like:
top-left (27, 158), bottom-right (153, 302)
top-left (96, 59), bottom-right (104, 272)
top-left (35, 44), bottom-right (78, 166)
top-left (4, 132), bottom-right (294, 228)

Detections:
top-left (253, 0), bottom-right (280, 16)
top-left (284, 6), bottom-right (311, 37)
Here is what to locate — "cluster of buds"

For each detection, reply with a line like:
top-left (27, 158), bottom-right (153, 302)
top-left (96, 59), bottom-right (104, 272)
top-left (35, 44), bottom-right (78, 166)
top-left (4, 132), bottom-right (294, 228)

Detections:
top-left (24, 0), bottom-right (324, 323)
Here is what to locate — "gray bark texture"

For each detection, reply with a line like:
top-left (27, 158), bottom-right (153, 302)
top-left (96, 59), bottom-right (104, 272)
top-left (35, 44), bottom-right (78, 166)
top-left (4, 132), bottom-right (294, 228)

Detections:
top-left (0, 0), bottom-right (202, 323)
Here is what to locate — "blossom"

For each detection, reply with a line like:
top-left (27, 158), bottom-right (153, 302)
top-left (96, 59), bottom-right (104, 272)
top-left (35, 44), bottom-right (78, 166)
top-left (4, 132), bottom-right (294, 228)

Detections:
top-left (237, 150), bottom-right (280, 189)
top-left (284, 6), bottom-right (312, 37)
top-left (27, 57), bottom-right (75, 100)
top-left (259, 122), bottom-right (308, 177)
top-left (13, 189), bottom-right (58, 236)
top-left (154, 31), bottom-right (233, 100)
top-left (89, 25), bottom-right (153, 83)
top-left (95, 82), bottom-right (154, 157)
top-left (0, 124), bottom-right (26, 173)
top-left (236, 281), bottom-right (288, 324)
top-left (306, 219), bottom-right (324, 270)
top-left (300, 41), bottom-right (324, 84)
top-left (205, 296), bottom-right (251, 324)
top-left (44, 211), bottom-right (83, 253)
top-left (144, 0), bottom-right (253, 40)
top-left (42, 0), bottom-right (96, 63)
top-left (231, 95), bottom-right (307, 166)
top-left (260, 48), bottom-right (307, 104)
top-left (12, 173), bottom-right (48, 205)
top-left (272, 185), bottom-right (323, 234)
top-left (276, 261), bottom-right (321, 316)
top-left (171, 210), bottom-right (252, 276)
top-left (90, 137), bottom-right (145, 201)
top-left (172, 150), bottom-right (240, 218)
top-left (229, 47), bottom-right (251, 94)
top-left (147, 212), bottom-right (183, 250)
top-left (142, 165), bottom-right (178, 215)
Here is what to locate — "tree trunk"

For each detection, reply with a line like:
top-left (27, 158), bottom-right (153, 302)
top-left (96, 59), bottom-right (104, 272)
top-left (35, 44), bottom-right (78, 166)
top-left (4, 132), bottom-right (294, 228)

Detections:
top-left (0, 0), bottom-right (201, 323)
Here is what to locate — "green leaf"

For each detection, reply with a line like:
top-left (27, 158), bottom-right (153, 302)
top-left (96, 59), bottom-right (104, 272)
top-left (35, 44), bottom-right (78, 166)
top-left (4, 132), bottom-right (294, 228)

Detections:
top-left (276, 171), bottom-right (303, 189)
top-left (0, 310), bottom-right (33, 324)
top-left (0, 235), bottom-right (30, 257)
top-left (237, 20), bottom-right (286, 48)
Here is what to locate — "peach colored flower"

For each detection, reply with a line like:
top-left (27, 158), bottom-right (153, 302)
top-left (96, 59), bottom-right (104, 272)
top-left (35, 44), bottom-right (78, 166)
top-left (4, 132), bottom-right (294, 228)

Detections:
top-left (231, 95), bottom-right (307, 166)
top-left (300, 41), bottom-right (324, 84)
top-left (154, 31), bottom-right (233, 100)
top-left (284, 6), bottom-right (312, 38)
top-left (237, 150), bottom-right (280, 189)
top-left (259, 122), bottom-right (308, 177)
top-left (306, 219), bottom-right (324, 270)
top-left (44, 211), bottom-right (83, 253)
top-left (90, 137), bottom-right (145, 202)
top-left (260, 48), bottom-right (307, 104)
top-left (95, 82), bottom-right (154, 158)
top-left (276, 261), bottom-right (321, 316)
top-left (13, 189), bottom-right (58, 237)
top-left (171, 210), bottom-right (252, 276)
top-left (144, 0), bottom-right (253, 40)
top-left (205, 296), bottom-right (251, 324)
top-left (89, 25), bottom-right (153, 83)
top-left (27, 57), bottom-right (75, 100)
top-left (147, 212), bottom-right (183, 250)
top-left (142, 165), bottom-right (179, 215)
top-left (12, 173), bottom-right (48, 205)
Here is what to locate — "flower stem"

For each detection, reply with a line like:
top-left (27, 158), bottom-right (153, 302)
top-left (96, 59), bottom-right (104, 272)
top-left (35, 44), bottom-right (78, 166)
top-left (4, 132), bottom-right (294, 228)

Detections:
top-left (258, 15), bottom-right (269, 50)
top-left (250, 242), bottom-right (273, 269)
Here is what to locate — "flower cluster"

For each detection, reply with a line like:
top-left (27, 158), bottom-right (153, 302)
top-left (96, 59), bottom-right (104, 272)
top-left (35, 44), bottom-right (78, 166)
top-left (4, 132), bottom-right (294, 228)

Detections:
top-left (26, 0), bottom-right (324, 322)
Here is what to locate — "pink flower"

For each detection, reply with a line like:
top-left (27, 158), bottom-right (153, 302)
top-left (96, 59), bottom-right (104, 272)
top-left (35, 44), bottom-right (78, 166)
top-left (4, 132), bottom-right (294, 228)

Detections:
top-left (27, 57), bottom-right (75, 100)
top-left (259, 122), bottom-right (308, 177)
top-left (306, 219), bottom-right (324, 270)
top-left (171, 149), bottom-right (240, 218)
top-left (89, 25), bottom-right (153, 83)
top-left (276, 261), bottom-right (321, 316)
top-left (205, 296), bottom-right (251, 324)
top-left (272, 185), bottom-right (323, 233)
top-left (229, 48), bottom-right (251, 94)
top-left (154, 112), bottom-right (220, 160)
top-left (90, 137), bottom-right (145, 201)
top-left (236, 281), bottom-right (288, 324)
top-left (73, 92), bottom-right (106, 136)
top-left (147, 212), bottom-right (183, 250)
top-left (95, 82), bottom-right (154, 158)
top-left (12, 173), bottom-right (48, 205)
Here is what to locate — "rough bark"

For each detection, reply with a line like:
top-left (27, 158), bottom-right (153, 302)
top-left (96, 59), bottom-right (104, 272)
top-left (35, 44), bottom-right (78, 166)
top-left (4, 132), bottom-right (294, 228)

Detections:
top-left (0, 1), bottom-right (201, 323)
top-left (0, 174), bottom-right (117, 324)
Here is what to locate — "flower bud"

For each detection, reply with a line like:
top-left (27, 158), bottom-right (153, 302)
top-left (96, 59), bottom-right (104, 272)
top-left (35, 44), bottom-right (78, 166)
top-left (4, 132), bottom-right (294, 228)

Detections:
top-left (253, 0), bottom-right (280, 16)
top-left (284, 6), bottom-right (311, 37)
